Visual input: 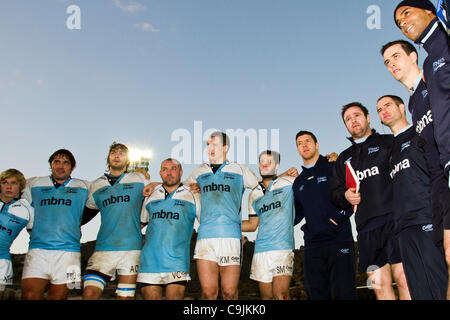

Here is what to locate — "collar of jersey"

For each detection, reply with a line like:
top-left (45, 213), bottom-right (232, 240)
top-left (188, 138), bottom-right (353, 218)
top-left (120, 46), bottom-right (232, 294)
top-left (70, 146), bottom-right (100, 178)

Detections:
top-left (0, 198), bottom-right (18, 213)
top-left (50, 176), bottom-right (72, 188)
top-left (163, 183), bottom-right (183, 199)
top-left (208, 161), bottom-right (229, 173)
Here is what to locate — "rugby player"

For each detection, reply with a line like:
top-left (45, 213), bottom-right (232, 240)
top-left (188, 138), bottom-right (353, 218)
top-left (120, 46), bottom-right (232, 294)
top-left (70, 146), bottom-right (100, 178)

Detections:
top-left (376, 95), bottom-right (447, 299)
top-left (0, 169), bottom-right (33, 298)
top-left (82, 142), bottom-right (150, 300)
top-left (137, 158), bottom-right (200, 300)
top-left (329, 103), bottom-right (410, 300)
top-left (21, 149), bottom-right (89, 300)
top-left (242, 150), bottom-right (295, 300)
top-left (183, 131), bottom-right (260, 300)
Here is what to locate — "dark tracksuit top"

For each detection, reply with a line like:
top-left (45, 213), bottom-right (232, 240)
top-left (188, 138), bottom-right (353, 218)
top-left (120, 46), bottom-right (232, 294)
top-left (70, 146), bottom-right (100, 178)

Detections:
top-left (409, 78), bottom-right (449, 241)
top-left (329, 130), bottom-right (394, 233)
top-left (389, 125), bottom-right (433, 233)
top-left (416, 18), bottom-right (450, 175)
top-left (293, 155), bottom-right (353, 249)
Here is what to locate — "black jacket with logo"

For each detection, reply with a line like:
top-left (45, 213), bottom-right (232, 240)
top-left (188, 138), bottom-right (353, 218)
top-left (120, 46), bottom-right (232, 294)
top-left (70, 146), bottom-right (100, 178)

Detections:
top-left (389, 126), bottom-right (433, 234)
top-left (293, 155), bottom-right (353, 248)
top-left (329, 130), bottom-right (394, 232)
top-left (416, 18), bottom-right (450, 174)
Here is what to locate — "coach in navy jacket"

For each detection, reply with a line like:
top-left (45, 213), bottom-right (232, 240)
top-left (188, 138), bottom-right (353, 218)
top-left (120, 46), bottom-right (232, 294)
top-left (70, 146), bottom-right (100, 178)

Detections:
top-left (293, 130), bottom-right (356, 300)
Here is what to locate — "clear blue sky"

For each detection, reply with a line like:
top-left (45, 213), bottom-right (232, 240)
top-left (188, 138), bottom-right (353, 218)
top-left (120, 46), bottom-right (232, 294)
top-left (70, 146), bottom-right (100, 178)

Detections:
top-left (0, 0), bottom-right (424, 252)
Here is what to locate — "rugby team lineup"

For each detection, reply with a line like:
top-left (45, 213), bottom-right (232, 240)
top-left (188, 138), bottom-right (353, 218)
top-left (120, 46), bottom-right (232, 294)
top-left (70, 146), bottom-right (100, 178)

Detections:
top-left (0, 0), bottom-right (449, 302)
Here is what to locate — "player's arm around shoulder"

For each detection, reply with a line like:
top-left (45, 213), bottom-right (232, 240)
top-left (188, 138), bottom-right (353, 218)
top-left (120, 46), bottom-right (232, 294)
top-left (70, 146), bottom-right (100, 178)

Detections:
top-left (237, 163), bottom-right (260, 189)
top-left (242, 187), bottom-right (261, 232)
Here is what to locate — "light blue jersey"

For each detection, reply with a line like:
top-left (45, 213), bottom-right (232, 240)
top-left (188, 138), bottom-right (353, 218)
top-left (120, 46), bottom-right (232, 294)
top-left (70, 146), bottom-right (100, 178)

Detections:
top-left (0, 199), bottom-right (33, 260)
top-left (139, 185), bottom-right (200, 273)
top-left (87, 172), bottom-right (148, 251)
top-left (248, 176), bottom-right (295, 254)
top-left (184, 161), bottom-right (259, 240)
top-left (23, 176), bottom-right (89, 252)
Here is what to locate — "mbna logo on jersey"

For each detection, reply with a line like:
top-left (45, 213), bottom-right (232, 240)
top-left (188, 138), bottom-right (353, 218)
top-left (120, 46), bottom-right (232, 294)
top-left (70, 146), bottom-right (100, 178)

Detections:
top-left (356, 166), bottom-right (379, 180)
top-left (202, 182), bottom-right (231, 193)
top-left (151, 209), bottom-right (180, 220)
top-left (102, 195), bottom-right (130, 208)
top-left (40, 197), bottom-right (72, 207)
top-left (258, 201), bottom-right (281, 214)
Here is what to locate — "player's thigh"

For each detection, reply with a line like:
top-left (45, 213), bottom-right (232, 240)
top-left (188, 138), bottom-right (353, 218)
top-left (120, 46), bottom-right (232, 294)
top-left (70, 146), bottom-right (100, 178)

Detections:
top-left (197, 259), bottom-right (220, 289)
top-left (219, 265), bottom-right (240, 292)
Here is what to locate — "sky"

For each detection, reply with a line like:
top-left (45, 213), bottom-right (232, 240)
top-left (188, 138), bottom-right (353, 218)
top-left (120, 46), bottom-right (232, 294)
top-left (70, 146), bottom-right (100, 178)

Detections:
top-left (0, 0), bottom-right (428, 253)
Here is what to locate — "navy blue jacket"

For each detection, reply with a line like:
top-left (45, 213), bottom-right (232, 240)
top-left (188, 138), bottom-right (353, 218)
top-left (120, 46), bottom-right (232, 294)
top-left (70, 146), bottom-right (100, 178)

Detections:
top-left (416, 18), bottom-right (450, 174)
top-left (293, 155), bottom-right (353, 248)
top-left (329, 130), bottom-right (394, 232)
top-left (389, 126), bottom-right (433, 234)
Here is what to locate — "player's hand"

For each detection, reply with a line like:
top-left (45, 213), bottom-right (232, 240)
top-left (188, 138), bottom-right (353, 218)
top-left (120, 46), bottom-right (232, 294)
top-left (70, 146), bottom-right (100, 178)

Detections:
top-left (344, 187), bottom-right (360, 205)
top-left (326, 152), bottom-right (339, 162)
top-left (134, 168), bottom-right (150, 180)
top-left (142, 182), bottom-right (161, 196)
top-left (190, 183), bottom-right (201, 194)
top-left (280, 167), bottom-right (299, 178)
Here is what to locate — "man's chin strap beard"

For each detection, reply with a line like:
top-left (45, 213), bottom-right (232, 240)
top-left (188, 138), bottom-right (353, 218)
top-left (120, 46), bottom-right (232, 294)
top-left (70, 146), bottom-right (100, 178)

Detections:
top-left (261, 174), bottom-right (277, 180)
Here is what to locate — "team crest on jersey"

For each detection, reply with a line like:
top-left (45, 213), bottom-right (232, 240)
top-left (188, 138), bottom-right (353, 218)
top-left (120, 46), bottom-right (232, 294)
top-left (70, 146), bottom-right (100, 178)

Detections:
top-left (317, 176), bottom-right (327, 184)
top-left (273, 189), bottom-right (283, 196)
top-left (174, 200), bottom-right (186, 207)
top-left (122, 184), bottom-right (135, 190)
top-left (298, 185), bottom-right (304, 192)
top-left (8, 217), bottom-right (22, 225)
top-left (401, 141), bottom-right (411, 152)
top-left (368, 147), bottom-right (379, 155)
top-left (433, 58), bottom-right (445, 73)
top-left (421, 89), bottom-right (428, 99)
top-left (65, 188), bottom-right (79, 194)
top-left (223, 173), bottom-right (236, 180)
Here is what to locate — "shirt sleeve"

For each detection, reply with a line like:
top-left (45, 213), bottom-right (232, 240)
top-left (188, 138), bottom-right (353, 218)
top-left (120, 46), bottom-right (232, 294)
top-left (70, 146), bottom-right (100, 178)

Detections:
top-left (240, 164), bottom-right (260, 189)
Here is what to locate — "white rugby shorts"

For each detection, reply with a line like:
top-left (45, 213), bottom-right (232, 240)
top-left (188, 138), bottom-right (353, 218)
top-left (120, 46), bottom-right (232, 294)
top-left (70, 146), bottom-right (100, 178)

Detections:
top-left (250, 250), bottom-right (294, 283)
top-left (137, 271), bottom-right (191, 285)
top-left (194, 238), bottom-right (241, 266)
top-left (85, 250), bottom-right (141, 277)
top-left (22, 249), bottom-right (81, 285)
top-left (0, 259), bottom-right (13, 287)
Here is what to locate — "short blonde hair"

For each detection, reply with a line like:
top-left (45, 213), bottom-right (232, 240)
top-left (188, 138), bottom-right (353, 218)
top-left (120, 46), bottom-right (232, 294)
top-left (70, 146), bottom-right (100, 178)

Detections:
top-left (0, 169), bottom-right (26, 194)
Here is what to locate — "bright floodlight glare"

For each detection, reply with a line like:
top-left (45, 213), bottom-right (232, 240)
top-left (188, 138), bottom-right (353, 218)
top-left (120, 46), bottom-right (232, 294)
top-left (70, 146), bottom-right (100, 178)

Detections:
top-left (128, 147), bottom-right (152, 162)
